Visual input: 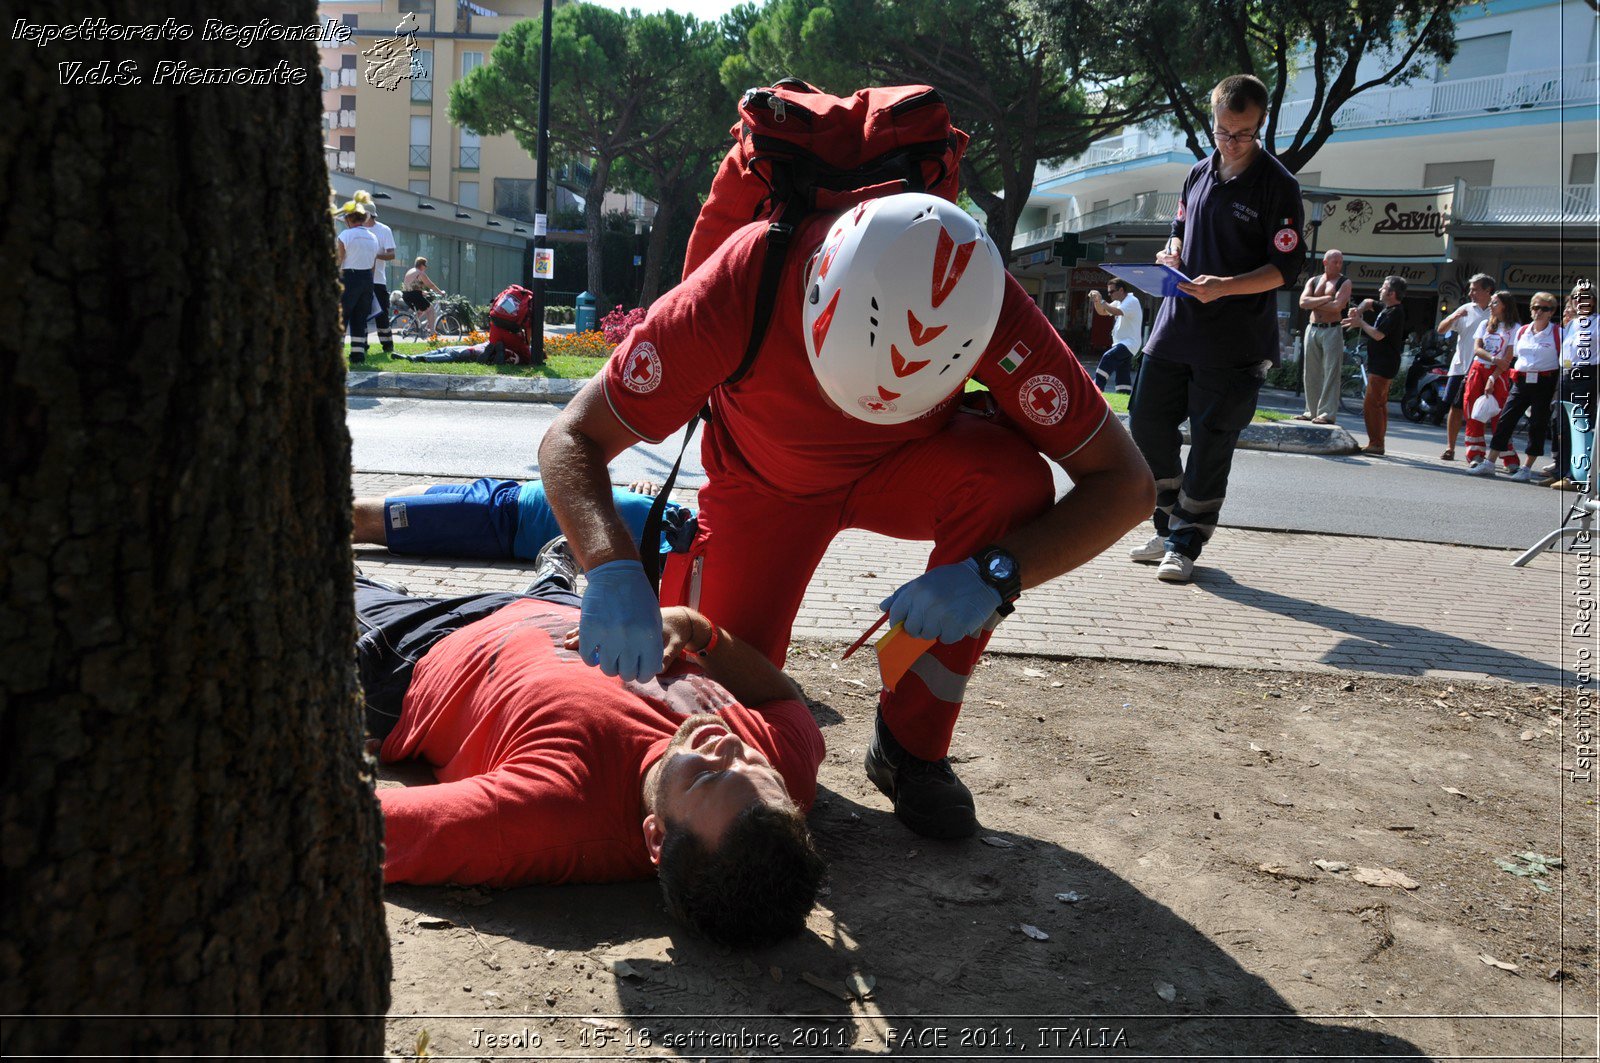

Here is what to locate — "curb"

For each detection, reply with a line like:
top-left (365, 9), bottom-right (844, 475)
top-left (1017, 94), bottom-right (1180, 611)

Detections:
top-left (347, 372), bottom-right (1361, 455)
top-left (348, 371), bottom-right (584, 404)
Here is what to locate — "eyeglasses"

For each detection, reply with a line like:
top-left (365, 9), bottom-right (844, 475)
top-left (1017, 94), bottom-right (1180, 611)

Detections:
top-left (1212, 127), bottom-right (1259, 144)
top-left (1532, 304), bottom-right (1556, 312)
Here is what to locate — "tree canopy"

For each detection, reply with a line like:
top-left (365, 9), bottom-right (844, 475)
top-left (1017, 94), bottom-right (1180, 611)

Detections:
top-left (452, 4), bottom-right (725, 302)
top-left (1027, 0), bottom-right (1465, 172)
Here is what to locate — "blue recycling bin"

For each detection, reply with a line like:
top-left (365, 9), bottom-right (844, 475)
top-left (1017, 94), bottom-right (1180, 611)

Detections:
top-left (575, 291), bottom-right (597, 333)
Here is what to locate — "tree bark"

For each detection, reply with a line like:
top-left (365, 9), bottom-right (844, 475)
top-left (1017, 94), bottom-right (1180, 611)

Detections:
top-left (0, 2), bottom-right (389, 1056)
top-left (640, 189), bottom-right (677, 307)
top-left (583, 158), bottom-right (612, 305)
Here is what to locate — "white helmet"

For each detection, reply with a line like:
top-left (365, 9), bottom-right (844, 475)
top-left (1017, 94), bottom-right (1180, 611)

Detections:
top-left (803, 193), bottom-right (1005, 425)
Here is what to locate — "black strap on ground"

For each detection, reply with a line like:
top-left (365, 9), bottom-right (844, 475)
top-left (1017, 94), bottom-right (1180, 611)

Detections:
top-left (639, 208), bottom-right (798, 593)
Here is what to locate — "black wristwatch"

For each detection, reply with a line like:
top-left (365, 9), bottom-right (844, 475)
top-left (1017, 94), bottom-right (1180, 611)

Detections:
top-left (972, 545), bottom-right (1022, 617)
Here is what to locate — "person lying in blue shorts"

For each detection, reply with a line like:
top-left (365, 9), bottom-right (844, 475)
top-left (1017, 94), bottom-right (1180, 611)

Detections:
top-left (353, 478), bottom-right (695, 563)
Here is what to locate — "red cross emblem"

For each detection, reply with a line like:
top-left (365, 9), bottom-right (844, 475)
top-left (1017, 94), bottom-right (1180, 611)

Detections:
top-left (857, 394), bottom-right (898, 416)
top-left (621, 341), bottom-right (662, 394)
top-left (1020, 374), bottom-right (1068, 425)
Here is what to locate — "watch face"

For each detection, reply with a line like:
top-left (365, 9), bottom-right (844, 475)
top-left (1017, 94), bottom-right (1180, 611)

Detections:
top-left (986, 553), bottom-right (1017, 581)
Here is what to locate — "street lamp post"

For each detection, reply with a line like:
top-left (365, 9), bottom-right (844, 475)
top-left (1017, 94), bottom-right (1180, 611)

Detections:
top-left (527, 0), bottom-right (553, 364)
top-left (1303, 191), bottom-right (1341, 267)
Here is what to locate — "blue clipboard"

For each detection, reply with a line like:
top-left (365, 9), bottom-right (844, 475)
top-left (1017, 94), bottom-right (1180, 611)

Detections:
top-left (1099, 263), bottom-right (1193, 298)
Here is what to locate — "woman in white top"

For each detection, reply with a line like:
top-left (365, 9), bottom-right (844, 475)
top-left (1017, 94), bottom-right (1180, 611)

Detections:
top-left (1461, 290), bottom-right (1519, 470)
top-left (1475, 291), bottom-right (1561, 480)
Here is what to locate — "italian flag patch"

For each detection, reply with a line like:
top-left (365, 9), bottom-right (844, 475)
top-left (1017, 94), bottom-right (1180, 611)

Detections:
top-left (999, 342), bottom-right (1030, 374)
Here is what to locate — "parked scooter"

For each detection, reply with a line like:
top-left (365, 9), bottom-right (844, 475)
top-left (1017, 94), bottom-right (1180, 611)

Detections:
top-left (1400, 340), bottom-right (1450, 425)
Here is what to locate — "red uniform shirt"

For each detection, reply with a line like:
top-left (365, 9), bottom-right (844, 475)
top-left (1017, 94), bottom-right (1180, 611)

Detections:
top-left (603, 215), bottom-right (1109, 500)
top-left (378, 598), bottom-right (823, 887)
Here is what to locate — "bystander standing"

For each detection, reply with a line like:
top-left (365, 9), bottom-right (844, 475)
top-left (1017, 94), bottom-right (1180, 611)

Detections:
top-left (1295, 248), bottom-right (1352, 425)
top-left (1343, 277), bottom-right (1407, 456)
top-left (1089, 279), bottom-right (1143, 393)
top-left (1436, 274), bottom-right (1495, 460)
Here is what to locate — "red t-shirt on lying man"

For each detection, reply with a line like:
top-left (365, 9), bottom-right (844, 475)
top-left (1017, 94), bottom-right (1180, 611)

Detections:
top-left (378, 597), bottom-right (823, 887)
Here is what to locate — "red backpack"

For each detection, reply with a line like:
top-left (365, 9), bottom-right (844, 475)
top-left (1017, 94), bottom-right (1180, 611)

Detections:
top-left (683, 80), bottom-right (967, 277)
top-left (489, 284), bottom-right (533, 330)
top-left (642, 80), bottom-right (968, 591)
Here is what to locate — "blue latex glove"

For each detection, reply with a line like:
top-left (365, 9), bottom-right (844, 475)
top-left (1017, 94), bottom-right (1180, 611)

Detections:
top-left (880, 559), bottom-right (1002, 644)
top-left (579, 559), bottom-right (664, 681)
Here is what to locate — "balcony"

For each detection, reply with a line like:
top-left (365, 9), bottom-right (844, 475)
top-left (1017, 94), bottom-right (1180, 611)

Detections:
top-left (1457, 185), bottom-right (1598, 226)
top-left (409, 145), bottom-right (431, 167)
top-left (324, 147), bottom-right (357, 174)
top-left (411, 79), bottom-right (432, 103)
top-left (458, 146), bottom-right (480, 169)
top-left (1277, 62), bottom-right (1595, 131)
top-left (1043, 63), bottom-right (1598, 181)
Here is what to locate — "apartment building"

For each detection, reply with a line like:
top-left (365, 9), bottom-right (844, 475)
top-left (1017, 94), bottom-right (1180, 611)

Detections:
top-left (1011, 0), bottom-right (1598, 353)
top-left (319, 0), bottom-right (655, 301)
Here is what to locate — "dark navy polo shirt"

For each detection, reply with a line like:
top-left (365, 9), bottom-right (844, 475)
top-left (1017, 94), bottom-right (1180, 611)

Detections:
top-left (1144, 148), bottom-right (1306, 369)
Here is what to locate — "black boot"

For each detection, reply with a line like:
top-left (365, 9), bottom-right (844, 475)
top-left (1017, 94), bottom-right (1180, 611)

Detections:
top-left (864, 711), bottom-right (977, 839)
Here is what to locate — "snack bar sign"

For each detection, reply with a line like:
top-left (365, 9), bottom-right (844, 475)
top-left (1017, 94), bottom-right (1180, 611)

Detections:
top-left (1304, 185), bottom-right (1455, 263)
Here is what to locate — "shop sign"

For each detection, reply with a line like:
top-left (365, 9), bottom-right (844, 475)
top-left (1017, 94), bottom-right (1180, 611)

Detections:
top-left (1343, 261), bottom-right (1441, 289)
top-left (1070, 265), bottom-right (1111, 288)
top-left (1502, 262), bottom-right (1592, 292)
top-left (1305, 185), bottom-right (1454, 262)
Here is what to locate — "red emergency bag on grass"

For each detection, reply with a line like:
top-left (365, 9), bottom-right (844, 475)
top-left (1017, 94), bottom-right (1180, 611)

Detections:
top-left (643, 80), bottom-right (969, 592)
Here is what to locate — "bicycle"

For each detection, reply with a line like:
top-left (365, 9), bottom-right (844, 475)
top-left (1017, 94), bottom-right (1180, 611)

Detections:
top-left (390, 291), bottom-right (469, 342)
top-left (1337, 345), bottom-right (1368, 414)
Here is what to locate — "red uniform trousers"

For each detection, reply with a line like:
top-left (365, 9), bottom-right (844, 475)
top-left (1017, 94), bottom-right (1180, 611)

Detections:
top-left (1461, 360), bottom-right (1515, 468)
top-left (660, 413), bottom-right (1054, 762)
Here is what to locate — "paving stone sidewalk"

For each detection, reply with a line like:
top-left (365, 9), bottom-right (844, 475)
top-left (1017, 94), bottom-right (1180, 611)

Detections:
top-left (354, 471), bottom-right (1586, 687)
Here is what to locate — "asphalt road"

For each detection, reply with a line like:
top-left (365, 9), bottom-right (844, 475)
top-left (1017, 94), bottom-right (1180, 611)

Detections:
top-left (347, 394), bottom-right (1568, 550)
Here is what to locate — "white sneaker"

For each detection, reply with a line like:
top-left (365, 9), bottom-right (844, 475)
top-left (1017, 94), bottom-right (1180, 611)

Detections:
top-left (1156, 551), bottom-right (1194, 583)
top-left (1129, 534), bottom-right (1167, 563)
top-left (1507, 466), bottom-right (1534, 483)
top-left (1467, 460), bottom-right (1497, 477)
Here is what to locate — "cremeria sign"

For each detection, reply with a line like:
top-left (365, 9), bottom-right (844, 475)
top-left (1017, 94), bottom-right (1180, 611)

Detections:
top-left (1305, 185), bottom-right (1455, 263)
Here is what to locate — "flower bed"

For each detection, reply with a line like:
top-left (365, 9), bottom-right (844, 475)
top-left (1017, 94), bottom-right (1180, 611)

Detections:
top-left (544, 330), bottom-right (615, 359)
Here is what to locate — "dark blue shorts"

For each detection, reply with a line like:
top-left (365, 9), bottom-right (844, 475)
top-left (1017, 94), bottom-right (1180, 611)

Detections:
top-left (383, 478), bottom-right (521, 559)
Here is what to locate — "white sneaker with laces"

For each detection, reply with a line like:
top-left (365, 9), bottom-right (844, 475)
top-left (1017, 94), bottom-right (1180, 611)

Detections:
top-left (1129, 534), bottom-right (1167, 563)
top-left (1507, 465), bottom-right (1534, 482)
top-left (1156, 551), bottom-right (1194, 583)
top-left (1467, 460), bottom-right (1497, 477)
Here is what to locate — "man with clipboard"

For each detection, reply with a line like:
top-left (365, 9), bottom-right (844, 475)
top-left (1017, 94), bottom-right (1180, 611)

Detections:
top-left (1125, 74), bottom-right (1306, 583)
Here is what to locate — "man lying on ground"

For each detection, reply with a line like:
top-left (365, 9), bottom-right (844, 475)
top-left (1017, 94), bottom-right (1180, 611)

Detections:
top-left (358, 552), bottom-right (825, 947)
top-left (353, 477), bottom-right (695, 564)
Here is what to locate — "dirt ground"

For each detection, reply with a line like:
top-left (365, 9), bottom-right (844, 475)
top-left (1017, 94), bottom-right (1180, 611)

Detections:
top-left (380, 647), bottom-right (1596, 1061)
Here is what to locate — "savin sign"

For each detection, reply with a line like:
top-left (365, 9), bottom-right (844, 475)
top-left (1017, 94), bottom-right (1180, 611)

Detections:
top-left (1303, 184), bottom-right (1456, 263)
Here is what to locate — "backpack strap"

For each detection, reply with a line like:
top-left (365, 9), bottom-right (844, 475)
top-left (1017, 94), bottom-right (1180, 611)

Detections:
top-left (639, 202), bottom-right (802, 593)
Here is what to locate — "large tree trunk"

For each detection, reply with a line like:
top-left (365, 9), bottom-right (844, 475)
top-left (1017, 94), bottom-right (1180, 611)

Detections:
top-left (583, 158), bottom-right (612, 305)
top-left (639, 188), bottom-right (680, 307)
top-left (1, 3), bottom-right (389, 1056)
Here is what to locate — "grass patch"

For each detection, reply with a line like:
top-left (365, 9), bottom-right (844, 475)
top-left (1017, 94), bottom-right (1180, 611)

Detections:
top-left (347, 342), bottom-right (608, 380)
top-left (351, 345), bottom-right (1294, 424)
